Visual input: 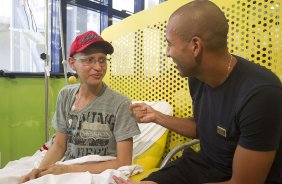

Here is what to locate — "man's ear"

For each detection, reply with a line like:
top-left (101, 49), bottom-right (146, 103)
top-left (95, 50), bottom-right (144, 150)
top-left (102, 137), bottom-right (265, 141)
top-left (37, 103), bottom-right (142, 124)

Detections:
top-left (191, 36), bottom-right (202, 57)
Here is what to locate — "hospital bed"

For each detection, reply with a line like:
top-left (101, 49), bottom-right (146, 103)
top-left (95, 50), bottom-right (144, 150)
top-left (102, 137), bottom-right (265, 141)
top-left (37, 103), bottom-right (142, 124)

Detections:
top-left (0, 101), bottom-right (173, 184)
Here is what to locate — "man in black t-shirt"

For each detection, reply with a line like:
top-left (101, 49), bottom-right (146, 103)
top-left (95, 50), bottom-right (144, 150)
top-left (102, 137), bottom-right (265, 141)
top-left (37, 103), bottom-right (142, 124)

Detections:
top-left (113, 1), bottom-right (282, 184)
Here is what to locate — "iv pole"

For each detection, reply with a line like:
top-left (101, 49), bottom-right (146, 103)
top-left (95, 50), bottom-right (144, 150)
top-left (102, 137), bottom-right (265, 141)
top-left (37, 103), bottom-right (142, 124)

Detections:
top-left (42, 0), bottom-right (67, 142)
top-left (41, 0), bottom-right (50, 142)
top-left (59, 0), bottom-right (68, 85)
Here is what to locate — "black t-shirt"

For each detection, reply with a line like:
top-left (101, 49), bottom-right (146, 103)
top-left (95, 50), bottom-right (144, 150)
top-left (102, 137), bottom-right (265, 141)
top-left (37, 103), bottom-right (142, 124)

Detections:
top-left (189, 55), bottom-right (282, 183)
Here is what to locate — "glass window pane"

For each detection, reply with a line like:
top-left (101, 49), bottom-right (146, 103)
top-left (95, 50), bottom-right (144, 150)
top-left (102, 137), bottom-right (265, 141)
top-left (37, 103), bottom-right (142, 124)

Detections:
top-left (0, 0), bottom-right (46, 72)
top-left (145, 0), bottom-right (159, 9)
top-left (112, 17), bottom-right (121, 25)
top-left (113, 0), bottom-right (134, 13)
top-left (0, 0), bottom-right (11, 17)
top-left (0, 0), bottom-right (11, 71)
top-left (66, 4), bottom-right (100, 64)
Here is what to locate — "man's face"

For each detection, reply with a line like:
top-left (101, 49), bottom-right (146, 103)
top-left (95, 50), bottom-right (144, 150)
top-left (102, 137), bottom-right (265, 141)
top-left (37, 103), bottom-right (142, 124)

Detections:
top-left (70, 47), bottom-right (108, 86)
top-left (165, 18), bottom-right (199, 78)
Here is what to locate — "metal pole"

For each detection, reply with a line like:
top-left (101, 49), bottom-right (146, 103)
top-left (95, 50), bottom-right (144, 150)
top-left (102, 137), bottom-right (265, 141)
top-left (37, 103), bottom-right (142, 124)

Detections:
top-left (44, 0), bottom-right (50, 142)
top-left (59, 0), bottom-right (68, 84)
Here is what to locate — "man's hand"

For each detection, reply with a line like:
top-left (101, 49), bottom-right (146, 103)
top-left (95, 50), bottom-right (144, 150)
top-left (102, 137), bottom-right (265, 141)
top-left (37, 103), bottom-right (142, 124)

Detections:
top-left (112, 175), bottom-right (140, 184)
top-left (112, 175), bottom-right (156, 184)
top-left (130, 103), bottom-right (161, 123)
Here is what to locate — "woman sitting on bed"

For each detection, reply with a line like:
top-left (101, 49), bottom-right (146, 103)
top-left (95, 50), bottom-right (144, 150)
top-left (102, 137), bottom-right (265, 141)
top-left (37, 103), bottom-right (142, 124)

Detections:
top-left (20, 30), bottom-right (140, 183)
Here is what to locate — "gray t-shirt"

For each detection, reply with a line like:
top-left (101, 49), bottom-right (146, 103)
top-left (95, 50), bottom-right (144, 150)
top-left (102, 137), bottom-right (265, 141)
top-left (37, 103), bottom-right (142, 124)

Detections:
top-left (53, 83), bottom-right (140, 160)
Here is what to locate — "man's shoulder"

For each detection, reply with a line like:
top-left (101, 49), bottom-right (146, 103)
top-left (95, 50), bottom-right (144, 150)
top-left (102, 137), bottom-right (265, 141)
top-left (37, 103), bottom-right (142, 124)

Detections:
top-left (235, 56), bottom-right (281, 87)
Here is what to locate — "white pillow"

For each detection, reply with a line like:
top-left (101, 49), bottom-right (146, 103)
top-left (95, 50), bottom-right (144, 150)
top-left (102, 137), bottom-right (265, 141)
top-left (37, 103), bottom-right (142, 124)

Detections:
top-left (132, 101), bottom-right (173, 159)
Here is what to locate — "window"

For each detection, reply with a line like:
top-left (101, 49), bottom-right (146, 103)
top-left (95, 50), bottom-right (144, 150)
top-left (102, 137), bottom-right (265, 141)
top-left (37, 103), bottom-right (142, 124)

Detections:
top-left (145, 0), bottom-right (160, 9)
top-left (0, 0), bottom-right (162, 75)
top-left (0, 0), bottom-right (11, 71)
top-left (113, 0), bottom-right (134, 13)
top-left (0, 0), bottom-right (47, 73)
top-left (66, 4), bottom-right (100, 58)
top-left (112, 17), bottom-right (121, 25)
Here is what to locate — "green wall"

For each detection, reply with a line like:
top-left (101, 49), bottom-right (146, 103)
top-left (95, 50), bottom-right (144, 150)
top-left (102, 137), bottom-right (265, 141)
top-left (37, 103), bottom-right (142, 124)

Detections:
top-left (0, 77), bottom-right (66, 168)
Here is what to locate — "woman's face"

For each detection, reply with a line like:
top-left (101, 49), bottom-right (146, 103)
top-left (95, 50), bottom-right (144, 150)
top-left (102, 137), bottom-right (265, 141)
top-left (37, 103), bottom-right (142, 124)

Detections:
top-left (69, 47), bottom-right (108, 87)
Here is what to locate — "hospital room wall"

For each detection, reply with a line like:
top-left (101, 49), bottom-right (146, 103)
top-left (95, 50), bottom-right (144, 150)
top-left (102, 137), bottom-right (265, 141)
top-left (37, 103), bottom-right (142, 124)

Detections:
top-left (0, 77), bottom-right (66, 168)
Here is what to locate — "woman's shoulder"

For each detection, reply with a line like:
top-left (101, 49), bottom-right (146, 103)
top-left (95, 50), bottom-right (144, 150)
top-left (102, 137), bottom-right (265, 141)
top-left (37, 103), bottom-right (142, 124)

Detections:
top-left (103, 84), bottom-right (131, 104)
top-left (58, 84), bottom-right (79, 97)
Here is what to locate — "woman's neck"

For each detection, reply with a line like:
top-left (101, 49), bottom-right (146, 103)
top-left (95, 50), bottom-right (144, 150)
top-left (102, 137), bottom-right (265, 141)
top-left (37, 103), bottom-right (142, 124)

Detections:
top-left (71, 83), bottom-right (104, 112)
top-left (79, 82), bottom-right (104, 98)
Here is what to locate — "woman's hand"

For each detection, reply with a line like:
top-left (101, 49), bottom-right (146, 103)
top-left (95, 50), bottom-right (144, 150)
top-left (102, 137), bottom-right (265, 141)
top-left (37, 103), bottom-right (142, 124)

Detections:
top-left (19, 168), bottom-right (44, 183)
top-left (19, 164), bottom-right (69, 183)
top-left (37, 164), bottom-right (69, 177)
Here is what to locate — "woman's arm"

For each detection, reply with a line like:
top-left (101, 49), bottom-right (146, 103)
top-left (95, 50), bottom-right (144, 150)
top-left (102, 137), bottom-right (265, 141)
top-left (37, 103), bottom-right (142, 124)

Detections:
top-left (19, 131), bottom-right (67, 183)
top-left (38, 138), bottom-right (133, 176)
top-left (39, 131), bottom-right (68, 168)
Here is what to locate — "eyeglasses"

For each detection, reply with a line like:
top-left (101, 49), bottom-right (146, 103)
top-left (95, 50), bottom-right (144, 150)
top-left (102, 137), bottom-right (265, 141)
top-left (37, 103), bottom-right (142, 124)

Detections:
top-left (72, 57), bottom-right (110, 66)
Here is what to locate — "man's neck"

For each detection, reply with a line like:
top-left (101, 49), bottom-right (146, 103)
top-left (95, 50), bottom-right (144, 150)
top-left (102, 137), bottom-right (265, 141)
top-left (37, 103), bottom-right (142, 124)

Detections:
top-left (197, 52), bottom-right (236, 88)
